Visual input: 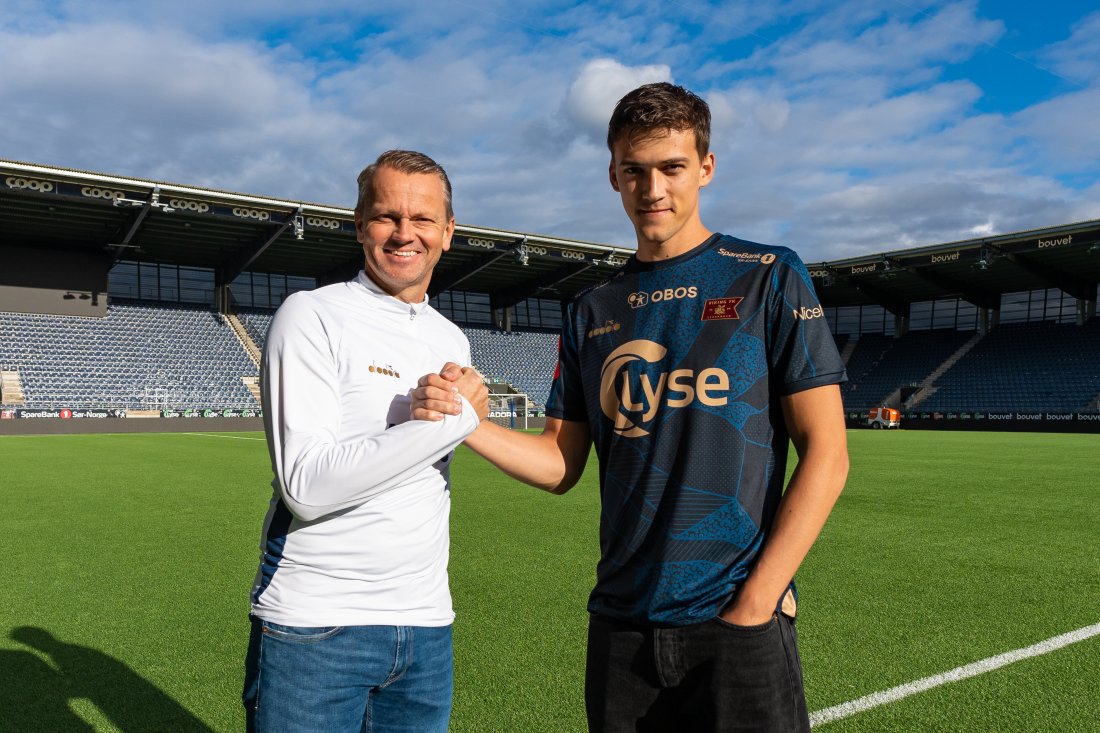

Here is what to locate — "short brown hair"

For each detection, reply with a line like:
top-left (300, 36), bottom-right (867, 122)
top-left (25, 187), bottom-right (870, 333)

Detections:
top-left (607, 82), bottom-right (710, 161)
top-left (355, 149), bottom-right (453, 219)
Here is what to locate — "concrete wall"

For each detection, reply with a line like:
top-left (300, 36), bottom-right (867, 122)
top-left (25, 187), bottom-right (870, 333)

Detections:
top-left (0, 245), bottom-right (109, 316)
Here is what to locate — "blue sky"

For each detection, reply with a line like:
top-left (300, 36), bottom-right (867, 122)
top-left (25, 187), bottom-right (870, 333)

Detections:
top-left (2, 0), bottom-right (1097, 262)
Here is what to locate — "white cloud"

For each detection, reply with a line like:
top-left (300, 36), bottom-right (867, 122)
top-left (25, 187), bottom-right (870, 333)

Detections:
top-left (0, 1), bottom-right (1096, 265)
top-left (562, 59), bottom-right (671, 144)
top-left (1012, 89), bottom-right (1100, 173)
top-left (741, 0), bottom-right (1004, 82)
top-left (1038, 11), bottom-right (1100, 86)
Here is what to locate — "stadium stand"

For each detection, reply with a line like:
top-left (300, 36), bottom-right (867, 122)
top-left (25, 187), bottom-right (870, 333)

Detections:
top-left (4, 161), bottom-right (1098, 432)
top-left (237, 307), bottom-right (276, 352)
top-left (0, 302), bottom-right (257, 410)
top-left (229, 310), bottom-right (559, 409)
top-left (832, 332), bottom-right (850, 356)
top-left (841, 329), bottom-right (976, 411)
top-left (6, 298), bottom-right (1096, 418)
top-left (464, 327), bottom-right (558, 409)
top-left (152, 305), bottom-right (561, 411)
top-left (916, 319), bottom-right (1100, 413)
top-left (839, 333), bottom-right (893, 405)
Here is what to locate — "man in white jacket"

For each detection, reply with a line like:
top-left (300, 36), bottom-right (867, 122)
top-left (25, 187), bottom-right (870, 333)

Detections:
top-left (243, 150), bottom-right (488, 733)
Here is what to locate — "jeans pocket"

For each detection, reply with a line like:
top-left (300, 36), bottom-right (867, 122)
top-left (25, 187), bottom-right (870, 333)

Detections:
top-left (710, 614), bottom-right (778, 636)
top-left (261, 622), bottom-right (345, 644)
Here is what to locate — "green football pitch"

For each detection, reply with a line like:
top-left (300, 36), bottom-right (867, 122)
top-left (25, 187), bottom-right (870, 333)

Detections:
top-left (1, 429), bottom-right (1097, 732)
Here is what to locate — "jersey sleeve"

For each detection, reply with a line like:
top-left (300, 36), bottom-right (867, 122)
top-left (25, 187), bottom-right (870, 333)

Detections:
top-left (766, 251), bottom-right (847, 395)
top-left (544, 300), bottom-right (588, 422)
top-left (262, 295), bottom-right (480, 522)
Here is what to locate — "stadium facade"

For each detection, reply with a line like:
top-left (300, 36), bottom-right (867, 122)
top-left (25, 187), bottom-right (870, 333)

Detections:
top-left (2, 159), bottom-right (1098, 434)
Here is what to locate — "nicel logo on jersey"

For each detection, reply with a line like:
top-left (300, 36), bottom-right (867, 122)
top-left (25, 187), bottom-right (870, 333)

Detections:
top-left (599, 340), bottom-right (732, 438)
top-left (792, 304), bottom-right (824, 320)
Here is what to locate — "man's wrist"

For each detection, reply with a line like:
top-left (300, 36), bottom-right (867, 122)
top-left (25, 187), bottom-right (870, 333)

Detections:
top-left (721, 581), bottom-right (780, 624)
top-left (451, 394), bottom-right (480, 426)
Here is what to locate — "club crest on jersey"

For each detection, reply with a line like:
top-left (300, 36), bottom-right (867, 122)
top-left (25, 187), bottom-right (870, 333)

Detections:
top-left (600, 339), bottom-right (732, 438)
top-left (701, 297), bottom-right (744, 321)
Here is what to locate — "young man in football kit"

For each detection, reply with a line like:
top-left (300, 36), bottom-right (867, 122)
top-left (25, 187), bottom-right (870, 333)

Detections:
top-left (415, 83), bottom-right (849, 732)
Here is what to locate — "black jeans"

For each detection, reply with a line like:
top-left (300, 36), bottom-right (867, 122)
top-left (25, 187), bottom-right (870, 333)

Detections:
top-left (585, 613), bottom-right (810, 733)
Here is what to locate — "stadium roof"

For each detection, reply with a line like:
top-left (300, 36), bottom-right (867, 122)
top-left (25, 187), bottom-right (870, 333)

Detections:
top-left (3, 159), bottom-right (1099, 310)
top-left (811, 220), bottom-right (1100, 313)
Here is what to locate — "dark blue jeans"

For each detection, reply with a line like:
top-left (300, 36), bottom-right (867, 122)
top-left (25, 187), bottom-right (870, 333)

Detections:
top-left (243, 616), bottom-right (453, 733)
top-left (585, 612), bottom-right (810, 732)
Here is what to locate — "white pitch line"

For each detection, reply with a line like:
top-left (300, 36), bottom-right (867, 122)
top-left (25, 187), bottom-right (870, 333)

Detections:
top-left (182, 432), bottom-right (265, 441)
top-left (810, 621), bottom-right (1100, 727)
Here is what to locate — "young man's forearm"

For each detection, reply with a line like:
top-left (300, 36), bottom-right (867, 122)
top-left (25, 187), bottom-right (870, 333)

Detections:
top-left (721, 442), bottom-right (848, 624)
top-left (463, 418), bottom-right (590, 494)
top-left (722, 384), bottom-right (849, 624)
top-left (411, 366), bottom-right (591, 493)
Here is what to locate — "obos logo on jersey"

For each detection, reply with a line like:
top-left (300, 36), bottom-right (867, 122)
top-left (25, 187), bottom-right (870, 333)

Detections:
top-left (627, 285), bottom-right (697, 309)
top-left (599, 340), bottom-right (732, 438)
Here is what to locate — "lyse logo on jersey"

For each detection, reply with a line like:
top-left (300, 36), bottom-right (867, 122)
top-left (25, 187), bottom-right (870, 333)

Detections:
top-left (627, 285), bottom-right (698, 309)
top-left (599, 340), bottom-right (732, 438)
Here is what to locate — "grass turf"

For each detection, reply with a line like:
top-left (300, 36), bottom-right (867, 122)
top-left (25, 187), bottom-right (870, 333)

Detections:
top-left (0, 429), bottom-right (1097, 731)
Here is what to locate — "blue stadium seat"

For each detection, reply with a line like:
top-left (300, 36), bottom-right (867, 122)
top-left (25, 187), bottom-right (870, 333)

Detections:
top-left (0, 301), bottom-right (257, 410)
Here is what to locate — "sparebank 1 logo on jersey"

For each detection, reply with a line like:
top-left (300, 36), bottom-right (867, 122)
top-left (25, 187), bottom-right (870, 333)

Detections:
top-left (599, 340), bottom-right (732, 438)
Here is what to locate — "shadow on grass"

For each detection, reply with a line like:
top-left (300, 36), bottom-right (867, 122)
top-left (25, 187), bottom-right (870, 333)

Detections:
top-left (6, 626), bottom-right (214, 732)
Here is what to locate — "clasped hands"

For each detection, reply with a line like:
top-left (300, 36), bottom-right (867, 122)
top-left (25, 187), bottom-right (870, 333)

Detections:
top-left (410, 362), bottom-right (490, 423)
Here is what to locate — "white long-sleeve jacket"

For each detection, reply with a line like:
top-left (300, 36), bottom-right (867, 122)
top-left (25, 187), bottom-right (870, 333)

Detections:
top-left (249, 272), bottom-right (479, 627)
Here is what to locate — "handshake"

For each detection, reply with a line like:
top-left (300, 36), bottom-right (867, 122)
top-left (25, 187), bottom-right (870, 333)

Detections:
top-left (410, 362), bottom-right (490, 423)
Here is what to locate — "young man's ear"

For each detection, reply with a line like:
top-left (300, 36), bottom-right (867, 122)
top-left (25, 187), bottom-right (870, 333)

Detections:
top-left (608, 160), bottom-right (621, 192)
top-left (699, 152), bottom-right (716, 188)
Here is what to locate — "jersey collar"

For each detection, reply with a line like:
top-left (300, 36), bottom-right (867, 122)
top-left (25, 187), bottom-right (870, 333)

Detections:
top-left (354, 271), bottom-right (431, 318)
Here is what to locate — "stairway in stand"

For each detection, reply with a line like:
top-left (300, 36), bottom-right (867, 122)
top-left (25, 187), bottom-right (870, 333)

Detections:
top-left (1, 369), bottom-right (27, 406)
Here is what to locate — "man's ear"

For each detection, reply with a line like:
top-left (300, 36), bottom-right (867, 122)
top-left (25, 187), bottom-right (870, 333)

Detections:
top-left (609, 160), bottom-right (620, 192)
top-left (353, 210), bottom-right (365, 242)
top-left (442, 217), bottom-right (455, 252)
top-left (699, 151), bottom-right (715, 189)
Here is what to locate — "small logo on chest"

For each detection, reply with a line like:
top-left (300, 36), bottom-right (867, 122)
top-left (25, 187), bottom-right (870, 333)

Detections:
top-left (587, 320), bottom-right (622, 339)
top-left (368, 364), bottom-right (401, 379)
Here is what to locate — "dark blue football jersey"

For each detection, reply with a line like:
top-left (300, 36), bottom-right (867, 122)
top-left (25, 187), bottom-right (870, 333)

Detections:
top-left (545, 233), bottom-right (846, 626)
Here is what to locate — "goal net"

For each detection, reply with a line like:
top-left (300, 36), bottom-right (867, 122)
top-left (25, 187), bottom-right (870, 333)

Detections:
top-left (487, 393), bottom-right (529, 430)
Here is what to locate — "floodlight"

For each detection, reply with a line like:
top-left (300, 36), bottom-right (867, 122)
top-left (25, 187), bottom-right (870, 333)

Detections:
top-left (976, 247), bottom-right (990, 270)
